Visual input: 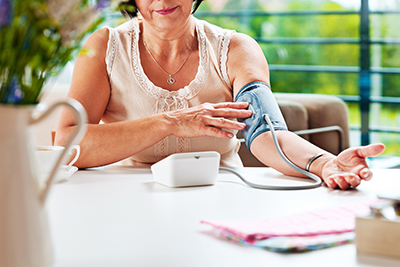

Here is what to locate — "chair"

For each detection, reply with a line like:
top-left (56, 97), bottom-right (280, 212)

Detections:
top-left (238, 93), bottom-right (350, 167)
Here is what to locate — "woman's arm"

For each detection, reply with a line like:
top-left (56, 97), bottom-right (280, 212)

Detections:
top-left (55, 29), bottom-right (252, 168)
top-left (227, 32), bottom-right (325, 174)
top-left (55, 28), bottom-right (168, 167)
top-left (227, 32), bottom-right (385, 189)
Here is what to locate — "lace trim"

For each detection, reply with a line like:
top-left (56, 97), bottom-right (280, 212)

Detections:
top-left (177, 137), bottom-right (191, 153)
top-left (154, 138), bottom-right (168, 161)
top-left (220, 30), bottom-right (233, 89)
top-left (154, 136), bottom-right (191, 161)
top-left (104, 26), bottom-right (117, 76)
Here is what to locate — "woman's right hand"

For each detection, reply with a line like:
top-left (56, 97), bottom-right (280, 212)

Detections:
top-left (164, 102), bottom-right (252, 139)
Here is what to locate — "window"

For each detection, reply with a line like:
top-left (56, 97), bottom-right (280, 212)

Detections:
top-left (196, 0), bottom-right (400, 156)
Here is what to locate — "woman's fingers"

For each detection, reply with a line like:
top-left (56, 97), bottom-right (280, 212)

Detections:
top-left (356, 143), bottom-right (386, 158)
top-left (166, 102), bottom-right (253, 139)
top-left (325, 175), bottom-right (350, 190)
top-left (210, 108), bottom-right (253, 119)
top-left (212, 101), bottom-right (249, 109)
top-left (335, 176), bottom-right (351, 190)
top-left (322, 144), bottom-right (386, 190)
top-left (201, 102), bottom-right (252, 119)
top-left (190, 102), bottom-right (252, 131)
top-left (337, 143), bottom-right (385, 182)
top-left (202, 125), bottom-right (235, 139)
top-left (324, 177), bottom-right (338, 189)
top-left (345, 173), bottom-right (361, 188)
top-left (325, 173), bottom-right (361, 190)
top-left (202, 116), bottom-right (246, 130)
top-left (359, 167), bottom-right (372, 181)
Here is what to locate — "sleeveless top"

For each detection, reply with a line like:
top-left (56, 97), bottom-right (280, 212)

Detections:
top-left (103, 17), bottom-right (243, 167)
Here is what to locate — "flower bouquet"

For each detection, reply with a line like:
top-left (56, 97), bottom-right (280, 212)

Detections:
top-left (0, 0), bottom-right (113, 105)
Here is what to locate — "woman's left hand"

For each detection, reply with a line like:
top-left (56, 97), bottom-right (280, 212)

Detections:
top-left (321, 143), bottom-right (386, 189)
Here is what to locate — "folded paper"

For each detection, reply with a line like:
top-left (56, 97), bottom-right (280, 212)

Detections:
top-left (201, 199), bottom-right (377, 252)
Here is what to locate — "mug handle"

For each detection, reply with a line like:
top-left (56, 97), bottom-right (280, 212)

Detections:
top-left (66, 145), bottom-right (80, 170)
top-left (30, 98), bottom-right (87, 205)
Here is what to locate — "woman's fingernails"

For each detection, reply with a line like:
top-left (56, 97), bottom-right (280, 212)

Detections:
top-left (363, 172), bottom-right (372, 181)
top-left (328, 180), bottom-right (336, 188)
top-left (227, 133), bottom-right (234, 138)
top-left (335, 177), bottom-right (342, 184)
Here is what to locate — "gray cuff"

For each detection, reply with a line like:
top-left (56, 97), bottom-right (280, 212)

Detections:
top-left (235, 81), bottom-right (288, 152)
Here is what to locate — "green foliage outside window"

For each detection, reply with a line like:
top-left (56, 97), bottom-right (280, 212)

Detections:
top-left (196, 0), bottom-right (400, 156)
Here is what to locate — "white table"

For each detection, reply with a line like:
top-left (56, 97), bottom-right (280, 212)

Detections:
top-left (48, 167), bottom-right (400, 267)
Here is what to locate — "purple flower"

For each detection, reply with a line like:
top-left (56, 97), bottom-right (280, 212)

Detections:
top-left (0, 0), bottom-right (12, 28)
top-left (3, 76), bottom-right (24, 104)
top-left (95, 0), bottom-right (109, 11)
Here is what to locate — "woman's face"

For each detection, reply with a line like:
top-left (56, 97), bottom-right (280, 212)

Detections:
top-left (136, 0), bottom-right (193, 30)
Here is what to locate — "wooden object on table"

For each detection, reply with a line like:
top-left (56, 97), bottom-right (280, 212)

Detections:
top-left (356, 214), bottom-right (400, 258)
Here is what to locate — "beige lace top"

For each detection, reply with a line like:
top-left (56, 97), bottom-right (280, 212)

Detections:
top-left (103, 17), bottom-right (243, 167)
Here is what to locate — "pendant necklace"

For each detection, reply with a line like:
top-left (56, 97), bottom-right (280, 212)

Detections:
top-left (143, 38), bottom-right (194, 85)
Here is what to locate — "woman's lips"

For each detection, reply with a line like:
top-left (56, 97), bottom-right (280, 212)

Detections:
top-left (155, 6), bottom-right (178, 15)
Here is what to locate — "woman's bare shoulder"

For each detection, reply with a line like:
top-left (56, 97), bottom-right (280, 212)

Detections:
top-left (227, 32), bottom-right (270, 89)
top-left (80, 28), bottom-right (110, 56)
top-left (229, 32), bottom-right (260, 52)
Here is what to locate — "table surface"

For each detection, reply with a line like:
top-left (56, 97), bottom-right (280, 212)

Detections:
top-left (47, 167), bottom-right (400, 267)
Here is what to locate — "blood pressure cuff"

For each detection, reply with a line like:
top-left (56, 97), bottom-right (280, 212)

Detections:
top-left (235, 81), bottom-right (288, 152)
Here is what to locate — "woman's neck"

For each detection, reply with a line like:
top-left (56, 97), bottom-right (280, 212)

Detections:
top-left (140, 16), bottom-right (197, 59)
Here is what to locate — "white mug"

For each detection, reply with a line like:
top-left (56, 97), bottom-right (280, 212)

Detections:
top-left (35, 145), bottom-right (80, 183)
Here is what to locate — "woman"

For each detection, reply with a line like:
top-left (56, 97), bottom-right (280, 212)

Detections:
top-left (55, 0), bottom-right (385, 190)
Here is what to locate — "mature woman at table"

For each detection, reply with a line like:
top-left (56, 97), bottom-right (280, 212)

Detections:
top-left (55, 0), bottom-right (385, 190)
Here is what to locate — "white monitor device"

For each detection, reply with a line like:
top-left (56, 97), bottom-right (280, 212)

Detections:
top-left (151, 151), bottom-right (220, 188)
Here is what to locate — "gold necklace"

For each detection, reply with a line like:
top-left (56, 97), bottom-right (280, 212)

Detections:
top-left (143, 38), bottom-right (194, 85)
